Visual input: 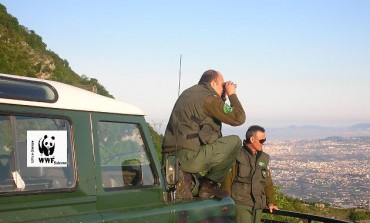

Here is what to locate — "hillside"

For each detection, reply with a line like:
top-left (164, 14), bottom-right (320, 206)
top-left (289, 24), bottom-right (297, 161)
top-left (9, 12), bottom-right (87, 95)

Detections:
top-left (0, 4), bottom-right (112, 97)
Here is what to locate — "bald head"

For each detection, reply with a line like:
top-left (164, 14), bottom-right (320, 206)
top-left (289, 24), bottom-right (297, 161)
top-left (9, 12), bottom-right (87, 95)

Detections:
top-left (198, 69), bottom-right (220, 84)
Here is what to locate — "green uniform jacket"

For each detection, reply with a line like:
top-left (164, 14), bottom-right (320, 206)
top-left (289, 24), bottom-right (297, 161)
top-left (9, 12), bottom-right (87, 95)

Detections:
top-left (231, 146), bottom-right (276, 210)
top-left (162, 83), bottom-right (245, 153)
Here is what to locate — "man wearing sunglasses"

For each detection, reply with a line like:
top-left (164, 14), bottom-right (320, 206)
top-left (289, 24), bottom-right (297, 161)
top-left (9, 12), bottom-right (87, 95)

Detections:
top-left (224, 125), bottom-right (278, 223)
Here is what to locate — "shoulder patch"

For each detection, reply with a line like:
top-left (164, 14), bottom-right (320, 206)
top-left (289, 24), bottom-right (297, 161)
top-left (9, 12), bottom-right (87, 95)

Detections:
top-left (258, 161), bottom-right (266, 168)
top-left (223, 103), bottom-right (234, 113)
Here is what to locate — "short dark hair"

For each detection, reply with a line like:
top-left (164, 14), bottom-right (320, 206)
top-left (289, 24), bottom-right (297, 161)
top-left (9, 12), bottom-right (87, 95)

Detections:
top-left (198, 69), bottom-right (219, 84)
top-left (245, 125), bottom-right (265, 143)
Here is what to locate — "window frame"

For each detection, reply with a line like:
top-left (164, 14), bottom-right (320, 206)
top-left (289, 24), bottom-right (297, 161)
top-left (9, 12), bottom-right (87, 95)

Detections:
top-left (91, 112), bottom-right (160, 194)
top-left (0, 111), bottom-right (78, 195)
top-left (96, 120), bottom-right (158, 191)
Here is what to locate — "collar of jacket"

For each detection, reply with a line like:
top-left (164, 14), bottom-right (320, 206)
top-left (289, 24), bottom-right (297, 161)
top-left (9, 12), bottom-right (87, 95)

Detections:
top-left (243, 144), bottom-right (262, 158)
top-left (199, 82), bottom-right (220, 97)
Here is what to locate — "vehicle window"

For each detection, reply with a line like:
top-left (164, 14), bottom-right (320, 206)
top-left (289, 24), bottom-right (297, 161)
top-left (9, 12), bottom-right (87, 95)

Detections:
top-left (97, 122), bottom-right (155, 190)
top-left (0, 76), bottom-right (57, 102)
top-left (0, 114), bottom-right (75, 193)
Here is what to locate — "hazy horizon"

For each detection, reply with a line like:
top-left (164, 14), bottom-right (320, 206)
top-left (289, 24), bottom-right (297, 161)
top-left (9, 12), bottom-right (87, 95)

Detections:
top-left (2, 0), bottom-right (369, 129)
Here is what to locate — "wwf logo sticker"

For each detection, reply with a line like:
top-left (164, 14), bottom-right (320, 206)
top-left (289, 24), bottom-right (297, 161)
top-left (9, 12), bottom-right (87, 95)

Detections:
top-left (39, 135), bottom-right (56, 156)
top-left (27, 131), bottom-right (67, 167)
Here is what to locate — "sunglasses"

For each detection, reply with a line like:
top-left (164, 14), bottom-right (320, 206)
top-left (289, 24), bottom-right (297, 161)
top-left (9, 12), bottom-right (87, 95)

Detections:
top-left (255, 138), bottom-right (266, 144)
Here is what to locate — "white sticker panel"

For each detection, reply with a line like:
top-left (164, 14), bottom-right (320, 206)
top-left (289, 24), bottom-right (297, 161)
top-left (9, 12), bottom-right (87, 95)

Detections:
top-left (27, 130), bottom-right (68, 167)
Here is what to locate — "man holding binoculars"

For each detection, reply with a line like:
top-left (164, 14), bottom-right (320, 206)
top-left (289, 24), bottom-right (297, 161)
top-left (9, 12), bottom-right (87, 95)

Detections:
top-left (162, 69), bottom-right (246, 200)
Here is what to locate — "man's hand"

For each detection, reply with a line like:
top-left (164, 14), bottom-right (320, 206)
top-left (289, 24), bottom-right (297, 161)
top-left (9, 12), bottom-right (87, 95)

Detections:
top-left (224, 81), bottom-right (237, 96)
top-left (268, 204), bottom-right (279, 213)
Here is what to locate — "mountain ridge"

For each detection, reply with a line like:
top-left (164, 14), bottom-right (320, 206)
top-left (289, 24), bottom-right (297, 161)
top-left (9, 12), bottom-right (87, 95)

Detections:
top-left (267, 123), bottom-right (370, 140)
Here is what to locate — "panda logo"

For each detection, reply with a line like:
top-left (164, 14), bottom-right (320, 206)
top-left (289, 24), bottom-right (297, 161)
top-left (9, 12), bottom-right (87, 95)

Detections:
top-left (38, 135), bottom-right (55, 156)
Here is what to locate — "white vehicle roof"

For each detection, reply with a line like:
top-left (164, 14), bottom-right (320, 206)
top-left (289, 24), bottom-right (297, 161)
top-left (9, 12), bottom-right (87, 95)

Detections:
top-left (0, 73), bottom-right (145, 116)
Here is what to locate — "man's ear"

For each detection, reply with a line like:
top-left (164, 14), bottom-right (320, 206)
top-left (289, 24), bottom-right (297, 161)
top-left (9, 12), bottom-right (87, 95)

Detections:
top-left (210, 80), bottom-right (217, 88)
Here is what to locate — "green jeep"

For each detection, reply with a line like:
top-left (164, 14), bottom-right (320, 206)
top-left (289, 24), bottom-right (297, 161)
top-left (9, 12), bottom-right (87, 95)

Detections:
top-left (0, 73), bottom-right (235, 222)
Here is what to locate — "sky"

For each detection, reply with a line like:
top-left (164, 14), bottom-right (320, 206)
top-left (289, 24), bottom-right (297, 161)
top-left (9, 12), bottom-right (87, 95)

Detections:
top-left (1, 0), bottom-right (370, 134)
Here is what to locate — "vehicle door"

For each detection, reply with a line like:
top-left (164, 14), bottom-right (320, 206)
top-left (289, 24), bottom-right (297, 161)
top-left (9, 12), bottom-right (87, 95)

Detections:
top-left (91, 112), bottom-right (174, 223)
top-left (0, 105), bottom-right (102, 222)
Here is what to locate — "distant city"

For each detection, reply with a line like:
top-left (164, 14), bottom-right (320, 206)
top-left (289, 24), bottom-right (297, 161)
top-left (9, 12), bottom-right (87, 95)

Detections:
top-left (264, 136), bottom-right (370, 209)
top-left (221, 123), bottom-right (370, 140)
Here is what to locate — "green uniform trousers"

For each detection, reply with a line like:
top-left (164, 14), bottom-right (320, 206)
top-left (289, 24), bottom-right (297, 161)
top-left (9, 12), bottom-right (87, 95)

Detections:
top-left (175, 135), bottom-right (241, 183)
top-left (236, 204), bottom-right (262, 223)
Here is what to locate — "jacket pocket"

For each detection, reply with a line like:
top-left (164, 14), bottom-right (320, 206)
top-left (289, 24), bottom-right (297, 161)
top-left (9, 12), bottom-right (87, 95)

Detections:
top-left (232, 182), bottom-right (252, 205)
top-left (237, 162), bottom-right (251, 178)
top-left (260, 169), bottom-right (267, 183)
